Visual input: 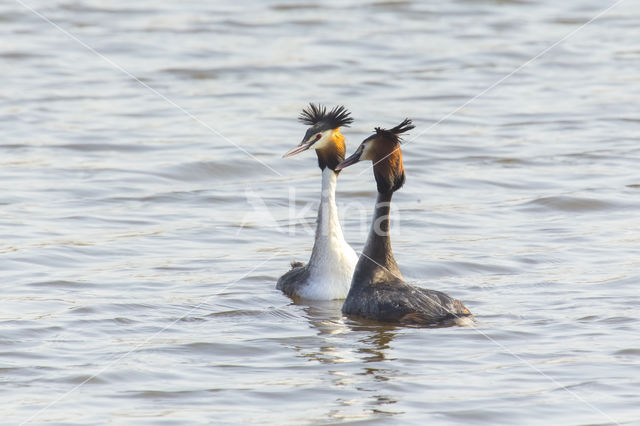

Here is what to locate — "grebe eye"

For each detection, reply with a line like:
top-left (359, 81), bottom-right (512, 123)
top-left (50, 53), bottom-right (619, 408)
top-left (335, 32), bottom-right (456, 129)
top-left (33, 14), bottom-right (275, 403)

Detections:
top-left (315, 134), bottom-right (322, 140)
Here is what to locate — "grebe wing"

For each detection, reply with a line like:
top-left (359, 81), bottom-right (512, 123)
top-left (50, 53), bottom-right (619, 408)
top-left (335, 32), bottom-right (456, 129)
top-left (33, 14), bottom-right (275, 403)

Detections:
top-left (345, 282), bottom-right (471, 326)
top-left (276, 262), bottom-right (309, 296)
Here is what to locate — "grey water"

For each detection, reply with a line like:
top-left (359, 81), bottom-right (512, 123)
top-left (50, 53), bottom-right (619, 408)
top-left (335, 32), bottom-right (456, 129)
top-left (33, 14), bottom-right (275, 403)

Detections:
top-left (1, 0), bottom-right (639, 424)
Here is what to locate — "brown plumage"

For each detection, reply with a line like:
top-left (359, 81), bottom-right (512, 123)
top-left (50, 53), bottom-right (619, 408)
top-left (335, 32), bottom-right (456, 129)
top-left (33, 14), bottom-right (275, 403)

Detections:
top-left (371, 140), bottom-right (405, 194)
top-left (316, 129), bottom-right (346, 171)
top-left (364, 118), bottom-right (413, 193)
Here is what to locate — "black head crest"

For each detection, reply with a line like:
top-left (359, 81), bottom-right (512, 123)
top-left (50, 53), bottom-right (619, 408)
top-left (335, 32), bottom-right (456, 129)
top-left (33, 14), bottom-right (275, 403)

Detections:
top-left (299, 103), bottom-right (354, 129)
top-left (374, 118), bottom-right (415, 143)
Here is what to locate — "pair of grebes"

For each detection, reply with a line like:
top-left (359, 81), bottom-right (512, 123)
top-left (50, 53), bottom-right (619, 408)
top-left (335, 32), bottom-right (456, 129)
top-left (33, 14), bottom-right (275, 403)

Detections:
top-left (277, 104), bottom-right (472, 326)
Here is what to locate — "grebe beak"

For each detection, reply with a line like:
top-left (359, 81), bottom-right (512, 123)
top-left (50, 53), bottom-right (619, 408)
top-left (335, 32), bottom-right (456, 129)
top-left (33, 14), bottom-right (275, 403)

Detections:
top-left (335, 149), bottom-right (361, 170)
top-left (282, 139), bottom-right (315, 158)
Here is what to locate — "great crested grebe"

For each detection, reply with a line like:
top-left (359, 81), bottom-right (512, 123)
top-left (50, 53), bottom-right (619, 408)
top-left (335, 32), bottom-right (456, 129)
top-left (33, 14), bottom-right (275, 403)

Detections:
top-left (277, 104), bottom-right (358, 300)
top-left (335, 119), bottom-right (472, 325)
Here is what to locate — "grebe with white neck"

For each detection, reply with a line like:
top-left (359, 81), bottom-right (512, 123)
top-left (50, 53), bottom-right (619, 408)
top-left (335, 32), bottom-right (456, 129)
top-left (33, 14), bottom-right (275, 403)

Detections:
top-left (277, 104), bottom-right (358, 300)
top-left (336, 119), bottom-right (472, 326)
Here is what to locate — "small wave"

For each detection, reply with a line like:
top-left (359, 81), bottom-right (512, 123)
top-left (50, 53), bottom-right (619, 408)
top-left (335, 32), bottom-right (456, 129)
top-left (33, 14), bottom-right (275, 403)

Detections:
top-left (157, 160), bottom-right (266, 182)
top-left (206, 307), bottom-right (299, 321)
top-left (28, 280), bottom-right (87, 288)
top-left (613, 348), bottom-right (640, 357)
top-left (521, 195), bottom-right (617, 212)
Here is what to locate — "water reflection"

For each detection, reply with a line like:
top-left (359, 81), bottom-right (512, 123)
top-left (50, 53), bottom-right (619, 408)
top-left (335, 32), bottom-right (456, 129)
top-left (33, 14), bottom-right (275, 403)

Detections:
top-left (351, 323), bottom-right (397, 365)
top-left (291, 299), bottom-right (402, 420)
top-left (299, 299), bottom-right (346, 337)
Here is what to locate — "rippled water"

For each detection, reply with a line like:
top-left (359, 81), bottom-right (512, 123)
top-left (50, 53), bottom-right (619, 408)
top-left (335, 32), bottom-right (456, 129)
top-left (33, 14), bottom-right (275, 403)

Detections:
top-left (2, 0), bottom-right (640, 424)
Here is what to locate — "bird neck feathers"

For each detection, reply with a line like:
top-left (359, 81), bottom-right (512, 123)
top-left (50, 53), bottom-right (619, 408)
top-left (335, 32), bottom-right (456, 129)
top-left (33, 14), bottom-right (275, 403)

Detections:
top-left (316, 128), bottom-right (346, 171)
top-left (372, 147), bottom-right (405, 194)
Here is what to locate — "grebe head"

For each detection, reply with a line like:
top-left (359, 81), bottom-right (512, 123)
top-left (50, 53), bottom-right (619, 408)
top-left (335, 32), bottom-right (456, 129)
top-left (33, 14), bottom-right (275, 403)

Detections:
top-left (283, 103), bottom-right (354, 171)
top-left (336, 118), bottom-right (415, 193)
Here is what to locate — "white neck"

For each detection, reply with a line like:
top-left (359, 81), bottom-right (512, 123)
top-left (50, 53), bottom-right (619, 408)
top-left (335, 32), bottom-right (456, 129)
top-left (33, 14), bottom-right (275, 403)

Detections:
top-left (301, 168), bottom-right (357, 299)
top-left (309, 168), bottom-right (343, 260)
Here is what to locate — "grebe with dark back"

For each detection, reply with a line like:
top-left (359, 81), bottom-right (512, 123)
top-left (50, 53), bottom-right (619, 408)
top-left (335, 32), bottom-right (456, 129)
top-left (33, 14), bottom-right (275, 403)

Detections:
top-left (336, 119), bottom-right (472, 325)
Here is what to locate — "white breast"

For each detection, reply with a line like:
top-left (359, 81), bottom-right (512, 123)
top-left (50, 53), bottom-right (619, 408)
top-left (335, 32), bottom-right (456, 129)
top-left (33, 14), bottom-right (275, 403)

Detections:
top-left (299, 168), bottom-right (358, 300)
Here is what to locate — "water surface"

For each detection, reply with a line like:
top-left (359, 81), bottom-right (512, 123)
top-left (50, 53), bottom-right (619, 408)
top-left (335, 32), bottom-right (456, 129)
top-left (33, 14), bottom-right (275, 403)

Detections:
top-left (1, 0), bottom-right (639, 424)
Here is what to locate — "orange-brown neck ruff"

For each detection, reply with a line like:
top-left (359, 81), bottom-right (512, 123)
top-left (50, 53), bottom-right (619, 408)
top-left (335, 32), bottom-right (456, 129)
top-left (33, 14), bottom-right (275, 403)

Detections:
top-left (373, 144), bottom-right (405, 194)
top-left (316, 128), bottom-right (346, 171)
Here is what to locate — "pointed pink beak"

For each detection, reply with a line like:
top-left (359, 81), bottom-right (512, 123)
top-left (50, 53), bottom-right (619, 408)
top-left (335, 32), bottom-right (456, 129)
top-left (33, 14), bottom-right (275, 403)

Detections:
top-left (282, 140), bottom-right (315, 158)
